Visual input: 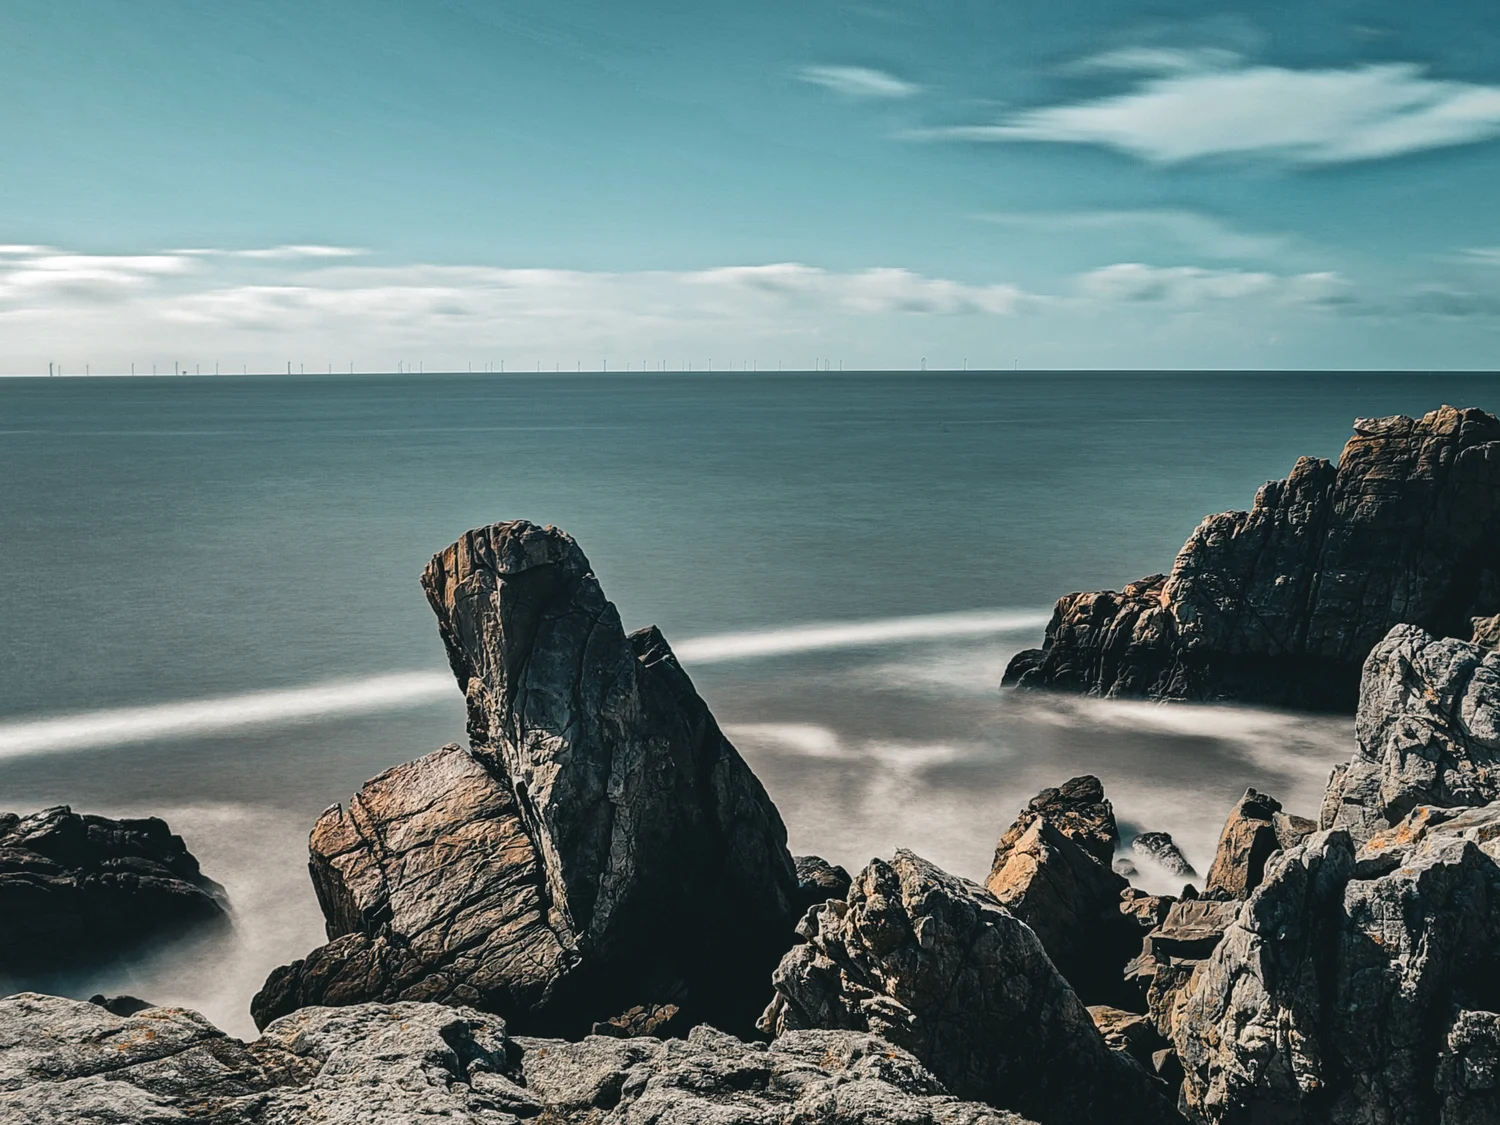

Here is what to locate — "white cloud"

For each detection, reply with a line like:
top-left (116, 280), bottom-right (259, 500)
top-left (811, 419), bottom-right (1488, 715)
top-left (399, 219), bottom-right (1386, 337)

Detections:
top-left (1077, 263), bottom-right (1352, 306)
top-left (1066, 46), bottom-right (1242, 75)
top-left (1460, 247), bottom-right (1500, 266)
top-left (978, 209), bottom-right (1286, 260)
top-left (173, 245), bottom-right (366, 260)
top-left (926, 62), bottom-right (1500, 165)
top-left (799, 65), bottom-right (920, 100)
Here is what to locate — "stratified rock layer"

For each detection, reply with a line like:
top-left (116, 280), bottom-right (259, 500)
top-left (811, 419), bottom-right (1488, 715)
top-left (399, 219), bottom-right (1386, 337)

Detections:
top-left (0, 993), bottom-right (1038, 1125)
top-left (0, 807), bottom-right (227, 975)
top-left (257, 521), bottom-right (799, 1036)
top-left (760, 850), bottom-right (1183, 1125)
top-left (1005, 407), bottom-right (1500, 710)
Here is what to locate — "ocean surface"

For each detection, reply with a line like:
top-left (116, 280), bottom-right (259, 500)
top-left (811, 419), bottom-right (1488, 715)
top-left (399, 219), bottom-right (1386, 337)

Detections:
top-left (3, 370), bottom-right (1497, 1035)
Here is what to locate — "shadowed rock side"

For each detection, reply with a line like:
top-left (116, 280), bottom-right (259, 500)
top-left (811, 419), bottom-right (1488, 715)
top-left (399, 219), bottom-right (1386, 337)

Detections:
top-left (256, 520), bottom-right (799, 1036)
top-left (0, 993), bottom-right (1039, 1125)
top-left (0, 807), bottom-right (227, 976)
top-left (1005, 406), bottom-right (1500, 710)
top-left (760, 850), bottom-right (1184, 1125)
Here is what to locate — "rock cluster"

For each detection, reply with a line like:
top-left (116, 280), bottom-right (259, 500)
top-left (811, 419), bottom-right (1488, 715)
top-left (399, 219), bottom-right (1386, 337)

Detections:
top-left (0, 807), bottom-right (227, 975)
top-left (0, 992), bottom-right (1038, 1125)
top-left (1005, 406), bottom-right (1500, 709)
top-left (255, 520), bottom-right (799, 1036)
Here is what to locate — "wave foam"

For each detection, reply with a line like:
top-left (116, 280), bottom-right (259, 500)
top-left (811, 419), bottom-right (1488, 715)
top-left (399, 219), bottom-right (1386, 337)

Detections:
top-left (673, 609), bottom-right (1049, 663)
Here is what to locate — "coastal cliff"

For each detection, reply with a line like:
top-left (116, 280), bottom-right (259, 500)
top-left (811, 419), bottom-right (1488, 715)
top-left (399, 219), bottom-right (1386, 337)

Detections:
top-left (1004, 406), bottom-right (1500, 709)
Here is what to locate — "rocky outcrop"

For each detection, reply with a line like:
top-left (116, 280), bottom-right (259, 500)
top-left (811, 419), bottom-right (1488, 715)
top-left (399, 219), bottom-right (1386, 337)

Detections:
top-left (1131, 832), bottom-right (1196, 878)
top-left (1005, 407), bottom-right (1500, 710)
top-left (795, 854), bottom-right (853, 914)
top-left (0, 807), bottom-right (227, 975)
top-left (0, 992), bottom-right (1038, 1124)
top-left (759, 850), bottom-right (1183, 1125)
top-left (1202, 789), bottom-right (1284, 899)
top-left (1127, 898), bottom-right (1241, 1041)
top-left (985, 777), bottom-right (1136, 1004)
top-left (1324, 624), bottom-right (1500, 842)
top-left (257, 520), bottom-right (800, 1036)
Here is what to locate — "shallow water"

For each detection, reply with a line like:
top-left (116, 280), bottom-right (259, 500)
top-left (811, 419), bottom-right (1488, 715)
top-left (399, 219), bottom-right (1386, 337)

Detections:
top-left (2, 370), bottom-right (1494, 1035)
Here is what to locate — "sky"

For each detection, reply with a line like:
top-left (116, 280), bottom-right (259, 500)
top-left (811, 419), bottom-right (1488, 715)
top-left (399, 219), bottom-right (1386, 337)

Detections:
top-left (3, 0), bottom-right (1500, 371)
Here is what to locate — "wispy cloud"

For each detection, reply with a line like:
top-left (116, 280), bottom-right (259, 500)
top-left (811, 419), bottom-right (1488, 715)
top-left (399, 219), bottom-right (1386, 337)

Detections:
top-left (978, 209), bottom-right (1286, 260)
top-left (1065, 46), bottom-right (1241, 76)
top-left (799, 65), bottom-right (920, 100)
top-left (1076, 263), bottom-right (1352, 307)
top-left (924, 62), bottom-right (1500, 165)
top-left (1459, 247), bottom-right (1500, 266)
top-left (174, 245), bottom-right (367, 260)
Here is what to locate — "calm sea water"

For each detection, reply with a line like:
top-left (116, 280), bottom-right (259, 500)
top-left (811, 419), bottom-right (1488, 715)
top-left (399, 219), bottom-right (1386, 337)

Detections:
top-left (2, 370), bottom-right (1496, 1033)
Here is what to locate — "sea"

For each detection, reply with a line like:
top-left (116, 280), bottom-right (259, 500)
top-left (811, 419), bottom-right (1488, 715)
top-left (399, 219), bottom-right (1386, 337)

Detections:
top-left (2, 369), bottom-right (1496, 1036)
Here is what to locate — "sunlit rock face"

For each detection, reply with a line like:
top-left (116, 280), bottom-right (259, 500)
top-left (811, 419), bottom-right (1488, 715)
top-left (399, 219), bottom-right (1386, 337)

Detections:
top-left (1006, 406), bottom-right (1500, 711)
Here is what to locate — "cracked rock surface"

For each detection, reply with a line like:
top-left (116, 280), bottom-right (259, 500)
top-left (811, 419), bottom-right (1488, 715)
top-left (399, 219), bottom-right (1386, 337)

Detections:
top-left (255, 521), bottom-right (799, 1036)
top-left (1005, 406), bottom-right (1500, 709)
top-left (0, 993), bottom-right (1037, 1125)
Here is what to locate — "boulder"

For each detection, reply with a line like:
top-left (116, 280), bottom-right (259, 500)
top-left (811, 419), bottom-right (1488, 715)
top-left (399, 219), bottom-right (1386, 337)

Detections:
top-left (795, 854), bottom-right (853, 914)
top-left (990, 775), bottom-right (1118, 870)
top-left (0, 806), bottom-right (227, 975)
top-left (0, 992), bottom-right (1038, 1125)
top-left (257, 521), bottom-right (800, 1036)
top-left (1202, 788), bottom-right (1283, 900)
top-left (1324, 624), bottom-right (1500, 843)
top-left (1088, 1005), bottom-right (1167, 1073)
top-left (1172, 820), bottom-right (1500, 1123)
top-left (1126, 898), bottom-right (1241, 1038)
top-left (1131, 832), bottom-right (1196, 878)
top-left (759, 849), bottom-right (1183, 1125)
top-left (1005, 407), bottom-right (1500, 709)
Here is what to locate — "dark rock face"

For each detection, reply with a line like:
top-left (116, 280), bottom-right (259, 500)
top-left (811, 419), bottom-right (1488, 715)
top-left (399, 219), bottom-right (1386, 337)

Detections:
top-left (257, 521), bottom-right (799, 1036)
top-left (759, 850), bottom-right (1183, 1125)
top-left (1131, 832), bottom-right (1196, 879)
top-left (794, 854), bottom-right (853, 914)
top-left (0, 992), bottom-right (1038, 1124)
top-left (0, 807), bottom-right (227, 975)
top-left (1005, 407), bottom-right (1500, 710)
top-left (985, 778), bottom-right (1136, 1005)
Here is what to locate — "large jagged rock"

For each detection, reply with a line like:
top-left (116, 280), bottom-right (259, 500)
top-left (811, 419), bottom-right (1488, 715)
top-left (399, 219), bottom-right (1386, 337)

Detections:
top-left (1126, 897), bottom-right (1241, 1040)
top-left (0, 807), bottom-right (227, 975)
top-left (759, 849), bottom-right (1183, 1125)
top-left (985, 776), bottom-right (1136, 1004)
top-left (257, 520), bottom-right (799, 1036)
top-left (1172, 819), bottom-right (1500, 1124)
top-left (1324, 624), bottom-right (1500, 843)
top-left (1005, 407), bottom-right (1500, 710)
top-left (0, 992), bottom-right (1038, 1124)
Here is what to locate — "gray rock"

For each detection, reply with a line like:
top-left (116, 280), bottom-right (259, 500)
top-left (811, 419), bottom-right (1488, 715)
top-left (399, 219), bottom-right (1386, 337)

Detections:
top-left (1324, 624), bottom-right (1500, 843)
top-left (1203, 788), bottom-right (1283, 900)
top-left (989, 775), bottom-right (1119, 871)
top-left (1125, 898), bottom-right (1240, 1039)
top-left (759, 849), bottom-right (1184, 1125)
top-left (1130, 832), bottom-right (1196, 878)
top-left (795, 854), bottom-right (853, 914)
top-left (1005, 407), bottom-right (1500, 710)
top-left (257, 521), bottom-right (800, 1036)
top-left (1437, 1009), bottom-right (1500, 1124)
top-left (0, 992), bottom-right (1037, 1125)
top-left (0, 806), bottom-right (227, 977)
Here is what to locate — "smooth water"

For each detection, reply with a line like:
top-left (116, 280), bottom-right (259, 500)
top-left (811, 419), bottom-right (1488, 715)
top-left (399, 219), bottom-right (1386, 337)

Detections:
top-left (2, 370), bottom-right (1496, 1034)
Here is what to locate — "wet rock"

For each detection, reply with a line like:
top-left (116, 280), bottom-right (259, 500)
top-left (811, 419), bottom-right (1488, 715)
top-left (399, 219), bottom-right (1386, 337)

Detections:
top-left (794, 854), bottom-right (853, 913)
top-left (1203, 788), bottom-right (1284, 899)
top-left (257, 521), bottom-right (800, 1036)
top-left (1172, 822), bottom-right (1500, 1123)
top-left (1324, 624), bottom-right (1500, 843)
top-left (1130, 832), bottom-right (1196, 878)
top-left (1005, 407), bottom-right (1500, 710)
top-left (0, 992), bottom-right (1038, 1124)
top-left (0, 806), bottom-right (227, 976)
top-left (985, 778), bottom-right (1135, 1004)
top-left (759, 849), bottom-right (1184, 1125)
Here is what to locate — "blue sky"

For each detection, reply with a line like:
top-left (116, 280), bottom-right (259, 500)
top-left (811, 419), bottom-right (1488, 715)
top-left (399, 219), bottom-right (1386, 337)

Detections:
top-left (4, 0), bottom-right (1500, 371)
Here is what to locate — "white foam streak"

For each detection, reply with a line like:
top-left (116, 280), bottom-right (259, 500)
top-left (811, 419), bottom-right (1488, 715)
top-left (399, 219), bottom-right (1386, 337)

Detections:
top-left (672, 610), bottom-right (1050, 663)
top-left (0, 673), bottom-right (456, 758)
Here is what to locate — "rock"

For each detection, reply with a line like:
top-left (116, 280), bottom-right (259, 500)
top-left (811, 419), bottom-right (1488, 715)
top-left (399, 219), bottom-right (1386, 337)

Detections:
top-left (1114, 857), bottom-right (1140, 877)
top-left (984, 777), bottom-right (1136, 1004)
top-left (1130, 832), bottom-right (1196, 878)
top-left (1126, 898), bottom-right (1240, 1038)
top-left (759, 849), bottom-right (1184, 1125)
top-left (0, 806), bottom-right (227, 975)
top-left (1472, 613), bottom-right (1500, 648)
top-left (1324, 624), bottom-right (1500, 843)
top-left (1005, 406), bottom-right (1500, 710)
top-left (990, 775), bottom-right (1118, 870)
top-left (1087, 1006), bottom-right (1167, 1073)
top-left (1118, 887), bottom-right (1175, 933)
top-left (1203, 788), bottom-right (1284, 899)
top-left (1172, 822), bottom-right (1500, 1123)
top-left (257, 521), bottom-right (800, 1037)
top-left (1438, 1009), bottom-right (1500, 1124)
top-left (589, 1002), bottom-right (684, 1039)
top-left (87, 994), bottom-right (154, 1016)
top-left (0, 992), bottom-right (1038, 1124)
top-left (795, 854), bottom-right (853, 913)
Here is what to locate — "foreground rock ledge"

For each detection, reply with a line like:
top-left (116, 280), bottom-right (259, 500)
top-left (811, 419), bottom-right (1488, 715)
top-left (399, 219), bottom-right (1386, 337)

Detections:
top-left (255, 520), bottom-right (799, 1036)
top-left (0, 993), bottom-right (1038, 1124)
top-left (1005, 406), bottom-right (1500, 709)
